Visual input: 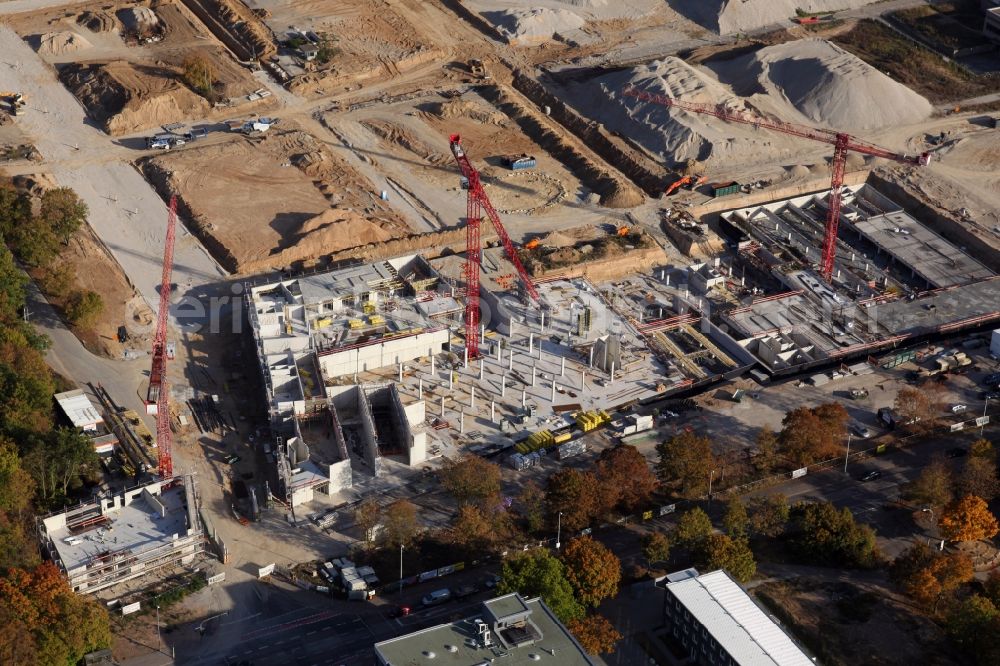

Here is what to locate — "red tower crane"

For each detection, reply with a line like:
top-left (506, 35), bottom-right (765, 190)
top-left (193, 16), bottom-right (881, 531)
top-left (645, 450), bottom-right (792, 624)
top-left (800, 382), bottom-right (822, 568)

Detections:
top-left (621, 87), bottom-right (931, 283)
top-left (449, 134), bottom-right (540, 359)
top-left (146, 195), bottom-right (177, 479)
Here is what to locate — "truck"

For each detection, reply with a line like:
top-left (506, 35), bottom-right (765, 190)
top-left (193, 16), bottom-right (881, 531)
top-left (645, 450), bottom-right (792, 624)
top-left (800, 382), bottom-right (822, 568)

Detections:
top-left (877, 407), bottom-right (898, 430)
top-left (502, 154), bottom-right (537, 170)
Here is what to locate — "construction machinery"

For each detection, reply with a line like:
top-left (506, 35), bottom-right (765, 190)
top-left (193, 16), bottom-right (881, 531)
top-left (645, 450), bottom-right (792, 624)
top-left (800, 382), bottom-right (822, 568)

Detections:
top-left (145, 195), bottom-right (178, 479)
top-left (623, 87), bottom-right (931, 283)
top-left (615, 225), bottom-right (630, 237)
top-left (664, 174), bottom-right (706, 197)
top-left (0, 92), bottom-right (26, 116)
top-left (449, 134), bottom-right (540, 359)
top-left (524, 238), bottom-right (541, 250)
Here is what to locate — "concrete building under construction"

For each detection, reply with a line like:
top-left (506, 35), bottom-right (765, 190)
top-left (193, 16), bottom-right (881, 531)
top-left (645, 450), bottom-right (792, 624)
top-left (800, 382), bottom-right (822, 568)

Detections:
top-left (37, 476), bottom-right (203, 595)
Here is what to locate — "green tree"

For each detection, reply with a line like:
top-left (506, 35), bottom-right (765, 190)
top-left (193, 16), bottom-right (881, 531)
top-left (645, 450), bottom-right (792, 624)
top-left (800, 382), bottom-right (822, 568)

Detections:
top-left (439, 454), bottom-right (501, 507)
top-left (747, 494), bottom-right (790, 537)
top-left (39, 263), bottom-right (75, 300)
top-left (674, 507), bottom-right (713, 552)
top-left (381, 500), bottom-right (419, 549)
top-left (655, 430), bottom-right (715, 497)
top-left (702, 534), bottom-right (756, 583)
top-left (560, 536), bottom-right (621, 608)
top-left (939, 495), bottom-right (999, 542)
top-left (0, 244), bottom-right (26, 318)
top-left (39, 187), bottom-right (87, 243)
top-left (545, 468), bottom-right (601, 532)
top-left (567, 614), bottom-right (621, 655)
top-left (353, 498), bottom-right (381, 550)
top-left (64, 290), bottom-right (103, 327)
top-left (23, 429), bottom-right (98, 504)
top-left (753, 427), bottom-right (780, 475)
top-left (945, 594), bottom-right (1000, 664)
top-left (904, 458), bottom-right (954, 508)
top-left (182, 55), bottom-right (216, 99)
top-left (517, 480), bottom-right (546, 534)
top-left (641, 531), bottom-right (671, 566)
top-left (723, 496), bottom-right (748, 538)
top-left (0, 324), bottom-right (56, 436)
top-left (499, 550), bottom-right (584, 623)
top-left (790, 502), bottom-right (879, 568)
top-left (594, 444), bottom-right (657, 512)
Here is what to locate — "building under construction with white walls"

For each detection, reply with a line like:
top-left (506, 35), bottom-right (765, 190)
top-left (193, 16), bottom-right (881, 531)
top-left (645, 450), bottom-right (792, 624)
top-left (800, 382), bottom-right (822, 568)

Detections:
top-left (37, 476), bottom-right (203, 595)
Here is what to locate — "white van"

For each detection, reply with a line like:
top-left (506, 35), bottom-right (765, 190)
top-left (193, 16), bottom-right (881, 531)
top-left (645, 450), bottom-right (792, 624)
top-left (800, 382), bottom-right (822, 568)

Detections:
top-left (421, 588), bottom-right (452, 607)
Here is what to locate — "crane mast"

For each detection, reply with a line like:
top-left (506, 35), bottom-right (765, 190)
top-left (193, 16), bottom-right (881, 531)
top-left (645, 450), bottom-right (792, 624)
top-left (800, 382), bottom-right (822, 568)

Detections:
top-left (622, 87), bottom-right (930, 283)
top-left (146, 195), bottom-right (177, 479)
top-left (449, 134), bottom-right (540, 359)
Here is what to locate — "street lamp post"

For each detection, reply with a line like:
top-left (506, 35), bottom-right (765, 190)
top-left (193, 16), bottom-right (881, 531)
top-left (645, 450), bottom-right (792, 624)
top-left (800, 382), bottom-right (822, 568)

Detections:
top-left (981, 397), bottom-right (992, 438)
top-left (155, 605), bottom-right (162, 654)
top-left (708, 469), bottom-right (716, 502)
top-left (399, 544), bottom-right (404, 596)
top-left (843, 433), bottom-right (853, 474)
top-left (556, 511), bottom-right (563, 550)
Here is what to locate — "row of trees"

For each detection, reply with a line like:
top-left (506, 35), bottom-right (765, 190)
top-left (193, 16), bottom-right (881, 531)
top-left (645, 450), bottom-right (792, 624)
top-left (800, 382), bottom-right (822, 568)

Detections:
top-left (0, 181), bottom-right (111, 664)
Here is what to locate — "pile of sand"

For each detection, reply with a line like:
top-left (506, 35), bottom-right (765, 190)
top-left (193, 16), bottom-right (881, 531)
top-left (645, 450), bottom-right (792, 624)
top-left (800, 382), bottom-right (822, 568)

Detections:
top-left (483, 7), bottom-right (586, 44)
top-left (36, 31), bottom-right (92, 56)
top-left (709, 39), bottom-right (932, 131)
top-left (670, 0), bottom-right (879, 35)
top-left (263, 208), bottom-right (394, 270)
top-left (426, 98), bottom-right (507, 126)
top-left (592, 57), bottom-right (776, 167)
top-left (77, 10), bottom-right (118, 33)
top-left (117, 7), bottom-right (160, 33)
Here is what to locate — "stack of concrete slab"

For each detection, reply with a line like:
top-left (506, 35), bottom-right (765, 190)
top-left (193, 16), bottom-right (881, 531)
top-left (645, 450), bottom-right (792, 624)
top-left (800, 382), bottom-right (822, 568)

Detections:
top-left (557, 440), bottom-right (587, 460)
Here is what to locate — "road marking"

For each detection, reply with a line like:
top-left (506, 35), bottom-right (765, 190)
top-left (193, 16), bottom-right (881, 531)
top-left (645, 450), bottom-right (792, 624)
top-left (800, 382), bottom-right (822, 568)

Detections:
top-left (307, 630), bottom-right (317, 635)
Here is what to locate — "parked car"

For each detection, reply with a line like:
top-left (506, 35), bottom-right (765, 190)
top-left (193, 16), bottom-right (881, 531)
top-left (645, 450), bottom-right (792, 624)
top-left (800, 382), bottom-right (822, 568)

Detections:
top-left (952, 404), bottom-right (968, 414)
top-left (483, 574), bottom-right (500, 590)
top-left (947, 447), bottom-right (968, 459)
top-left (861, 470), bottom-right (882, 482)
top-left (850, 423), bottom-right (872, 439)
top-left (453, 584), bottom-right (478, 600)
top-left (421, 589), bottom-right (452, 607)
top-left (386, 605), bottom-right (411, 618)
top-left (183, 127), bottom-right (208, 140)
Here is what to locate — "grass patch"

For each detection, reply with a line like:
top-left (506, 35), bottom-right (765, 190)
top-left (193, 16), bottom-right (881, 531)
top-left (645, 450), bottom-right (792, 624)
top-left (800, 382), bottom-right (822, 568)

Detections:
top-left (893, 5), bottom-right (989, 51)
top-left (833, 19), bottom-right (1000, 103)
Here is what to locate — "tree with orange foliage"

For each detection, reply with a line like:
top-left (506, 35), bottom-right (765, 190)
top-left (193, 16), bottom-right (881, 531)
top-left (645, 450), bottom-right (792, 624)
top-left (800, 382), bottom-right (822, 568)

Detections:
top-left (939, 495), bottom-right (1000, 542)
top-left (594, 444), bottom-right (658, 513)
top-left (560, 535), bottom-right (621, 608)
top-left (568, 614), bottom-right (622, 655)
top-left (891, 542), bottom-right (974, 612)
top-left (779, 402), bottom-right (848, 466)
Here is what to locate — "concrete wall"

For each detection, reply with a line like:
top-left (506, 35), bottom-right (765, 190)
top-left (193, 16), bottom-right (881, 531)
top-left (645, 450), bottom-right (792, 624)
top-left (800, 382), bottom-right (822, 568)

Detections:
top-left (318, 328), bottom-right (450, 378)
top-left (357, 388), bottom-right (381, 476)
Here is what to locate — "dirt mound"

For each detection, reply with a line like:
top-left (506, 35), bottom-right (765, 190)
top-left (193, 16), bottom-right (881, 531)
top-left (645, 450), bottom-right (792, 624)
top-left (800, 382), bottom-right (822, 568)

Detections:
top-left (362, 120), bottom-right (451, 166)
top-left (117, 7), bottom-right (159, 33)
top-left (77, 10), bottom-right (118, 33)
top-left (483, 7), bottom-right (586, 44)
top-left (670, 0), bottom-right (879, 35)
top-left (594, 57), bottom-right (772, 167)
top-left (599, 181), bottom-right (645, 208)
top-left (36, 31), bottom-right (92, 56)
top-left (60, 61), bottom-right (210, 135)
top-left (265, 208), bottom-right (394, 270)
top-left (424, 98), bottom-right (508, 126)
top-left (709, 39), bottom-right (932, 131)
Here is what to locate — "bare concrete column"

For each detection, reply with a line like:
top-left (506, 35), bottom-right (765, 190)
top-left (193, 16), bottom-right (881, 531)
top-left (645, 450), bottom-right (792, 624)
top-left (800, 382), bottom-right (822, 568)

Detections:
top-left (441, 395), bottom-right (445, 416)
top-left (589, 346), bottom-right (594, 368)
top-left (479, 359), bottom-right (484, 381)
top-left (398, 363), bottom-right (403, 384)
top-left (531, 365), bottom-right (536, 387)
top-left (540, 310), bottom-right (545, 333)
top-left (610, 362), bottom-right (615, 385)
top-left (521, 389), bottom-right (527, 407)
top-left (463, 347), bottom-right (468, 369)
top-left (551, 381), bottom-right (557, 403)
top-left (509, 350), bottom-right (514, 371)
top-left (497, 342), bottom-right (502, 361)
top-left (501, 375), bottom-right (506, 398)
top-left (431, 354), bottom-right (435, 376)
top-left (470, 386), bottom-right (476, 409)
top-left (581, 370), bottom-right (586, 390)
top-left (418, 378), bottom-right (423, 400)
top-left (491, 400), bottom-right (495, 423)
top-left (560, 357), bottom-right (565, 377)
top-left (529, 332), bottom-right (534, 355)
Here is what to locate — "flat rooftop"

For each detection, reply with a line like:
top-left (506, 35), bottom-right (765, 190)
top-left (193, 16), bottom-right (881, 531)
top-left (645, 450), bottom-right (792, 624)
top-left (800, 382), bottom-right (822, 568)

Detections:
top-left (852, 211), bottom-right (993, 288)
top-left (374, 594), bottom-right (595, 666)
top-left (47, 483), bottom-right (190, 572)
top-left (873, 277), bottom-right (1000, 335)
top-left (666, 570), bottom-right (813, 666)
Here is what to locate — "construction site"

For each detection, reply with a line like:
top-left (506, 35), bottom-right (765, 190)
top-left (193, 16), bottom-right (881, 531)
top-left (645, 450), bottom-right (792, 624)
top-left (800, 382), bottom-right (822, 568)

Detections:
top-left (4, 0), bottom-right (1000, 660)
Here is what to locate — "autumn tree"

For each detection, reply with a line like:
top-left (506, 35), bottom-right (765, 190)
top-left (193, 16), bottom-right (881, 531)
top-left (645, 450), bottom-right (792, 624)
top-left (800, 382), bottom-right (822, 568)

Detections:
top-left (674, 507), bottom-right (713, 552)
top-left (959, 456), bottom-right (999, 501)
top-left (891, 542), bottom-right (973, 611)
top-left (354, 498), bottom-right (381, 550)
top-left (939, 495), bottom-right (1000, 542)
top-left (702, 534), bottom-right (756, 583)
top-left (439, 454), bottom-right (501, 507)
top-left (568, 614), bottom-right (621, 655)
top-left (894, 386), bottom-right (941, 433)
top-left (182, 54), bottom-right (216, 100)
top-left (64, 290), bottom-right (103, 327)
top-left (753, 427), bottom-right (780, 475)
top-left (560, 536), bottom-right (621, 607)
top-left (594, 444), bottom-right (658, 512)
top-left (723, 497), bottom-right (748, 538)
top-left (447, 504), bottom-right (515, 556)
top-left (39, 187), bottom-right (87, 244)
top-left (655, 430), bottom-right (715, 497)
top-left (747, 494), bottom-right (790, 537)
top-left (516, 480), bottom-right (546, 534)
top-left (641, 531), bottom-right (671, 566)
top-left (779, 403), bottom-right (847, 466)
top-left (904, 458), bottom-right (954, 508)
top-left (381, 500), bottom-right (419, 549)
top-left (789, 501), bottom-right (879, 568)
top-left (499, 549), bottom-right (584, 623)
top-left (545, 468), bottom-right (601, 532)
top-left (971, 438), bottom-right (995, 459)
